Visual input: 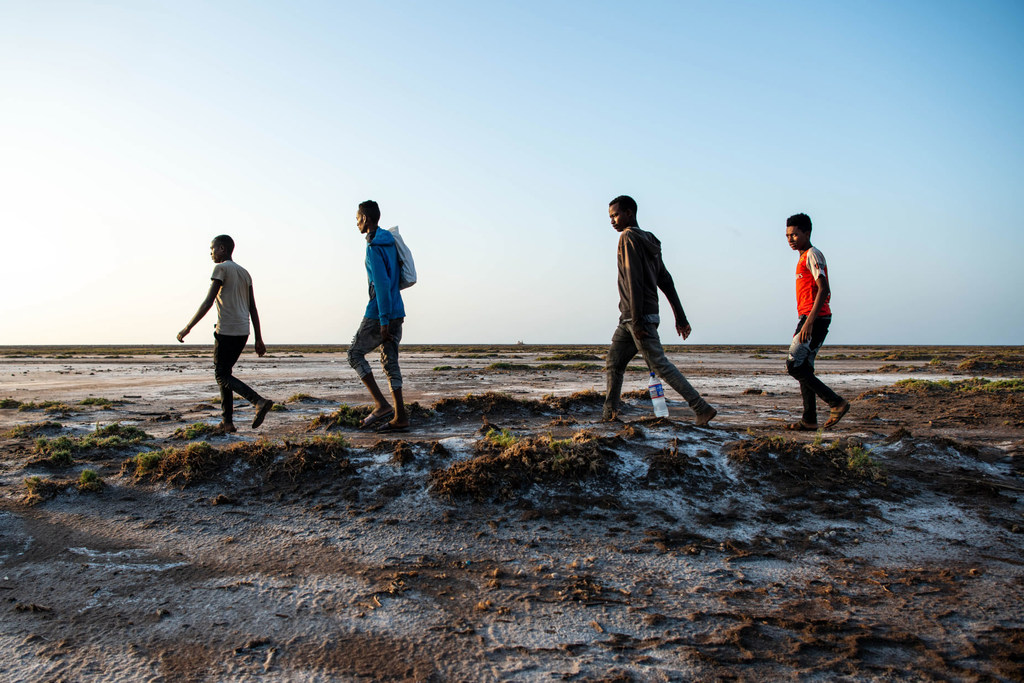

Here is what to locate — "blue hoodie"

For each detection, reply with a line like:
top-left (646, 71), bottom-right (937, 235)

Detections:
top-left (364, 228), bottom-right (405, 325)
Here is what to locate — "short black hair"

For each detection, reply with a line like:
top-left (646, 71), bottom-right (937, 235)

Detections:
top-left (786, 213), bottom-right (812, 235)
top-left (358, 200), bottom-right (381, 226)
top-left (212, 234), bottom-right (235, 254)
top-left (609, 195), bottom-right (637, 215)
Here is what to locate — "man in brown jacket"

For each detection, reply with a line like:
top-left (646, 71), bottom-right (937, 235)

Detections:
top-left (603, 195), bottom-right (716, 426)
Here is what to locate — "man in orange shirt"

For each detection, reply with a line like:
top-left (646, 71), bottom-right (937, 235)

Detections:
top-left (785, 213), bottom-right (849, 430)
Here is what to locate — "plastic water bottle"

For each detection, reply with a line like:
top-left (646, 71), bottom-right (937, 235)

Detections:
top-left (648, 372), bottom-right (669, 417)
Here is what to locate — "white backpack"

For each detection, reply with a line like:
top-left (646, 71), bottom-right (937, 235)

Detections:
top-left (387, 226), bottom-right (417, 289)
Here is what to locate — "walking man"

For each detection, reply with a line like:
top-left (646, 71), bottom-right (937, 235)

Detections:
top-left (348, 200), bottom-right (409, 432)
top-left (603, 195), bottom-right (716, 425)
top-left (784, 213), bottom-right (849, 430)
top-left (177, 235), bottom-right (274, 432)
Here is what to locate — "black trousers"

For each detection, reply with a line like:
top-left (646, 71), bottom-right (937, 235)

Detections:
top-left (786, 316), bottom-right (843, 423)
top-left (213, 333), bottom-right (262, 423)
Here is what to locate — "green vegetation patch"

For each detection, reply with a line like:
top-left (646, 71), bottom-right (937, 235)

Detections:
top-left (17, 401), bottom-right (79, 413)
top-left (78, 397), bottom-right (124, 408)
top-left (307, 404), bottom-right (373, 430)
top-left (485, 362), bottom-right (535, 371)
top-left (537, 352), bottom-right (603, 362)
top-left (726, 435), bottom-right (886, 486)
top-left (77, 469), bottom-right (104, 492)
top-left (24, 476), bottom-right (71, 505)
top-left (2, 421), bottom-right (62, 439)
top-left (484, 428), bottom-right (519, 448)
top-left (536, 363), bottom-right (601, 371)
top-left (172, 422), bottom-right (220, 440)
top-left (285, 393), bottom-right (320, 403)
top-left (1, 398), bottom-right (22, 409)
top-left (123, 436), bottom-right (353, 487)
top-left (430, 430), bottom-right (617, 502)
top-left (34, 423), bottom-right (152, 465)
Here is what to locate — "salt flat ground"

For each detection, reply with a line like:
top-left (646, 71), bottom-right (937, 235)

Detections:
top-left (0, 345), bottom-right (1021, 682)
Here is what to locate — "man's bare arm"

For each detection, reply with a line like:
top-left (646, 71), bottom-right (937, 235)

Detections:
top-left (177, 280), bottom-right (222, 342)
top-left (249, 285), bottom-right (266, 357)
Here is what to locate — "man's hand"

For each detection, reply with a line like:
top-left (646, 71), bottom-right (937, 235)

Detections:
top-left (177, 328), bottom-right (190, 343)
top-left (381, 323), bottom-right (393, 343)
top-left (798, 319), bottom-right (813, 343)
top-left (632, 322), bottom-right (649, 340)
top-left (676, 322), bottom-right (692, 340)
top-left (254, 339), bottom-right (266, 357)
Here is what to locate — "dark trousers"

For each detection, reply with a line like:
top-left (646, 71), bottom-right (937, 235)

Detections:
top-left (786, 316), bottom-right (843, 424)
top-left (213, 333), bottom-right (262, 424)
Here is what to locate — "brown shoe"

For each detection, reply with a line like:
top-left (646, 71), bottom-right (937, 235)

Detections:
top-left (823, 400), bottom-right (850, 429)
top-left (695, 406), bottom-right (717, 427)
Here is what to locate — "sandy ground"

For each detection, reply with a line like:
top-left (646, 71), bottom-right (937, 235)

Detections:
top-left (0, 345), bottom-right (1022, 682)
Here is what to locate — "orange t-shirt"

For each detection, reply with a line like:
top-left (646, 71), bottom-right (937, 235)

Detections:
top-left (796, 247), bottom-right (831, 317)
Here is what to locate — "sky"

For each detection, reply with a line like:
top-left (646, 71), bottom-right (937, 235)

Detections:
top-left (1, 0), bottom-right (1022, 346)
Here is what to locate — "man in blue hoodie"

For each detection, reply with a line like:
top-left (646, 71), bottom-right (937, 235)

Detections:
top-left (348, 200), bottom-right (408, 431)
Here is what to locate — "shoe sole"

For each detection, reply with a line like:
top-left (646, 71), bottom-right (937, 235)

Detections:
top-left (252, 401), bottom-right (273, 429)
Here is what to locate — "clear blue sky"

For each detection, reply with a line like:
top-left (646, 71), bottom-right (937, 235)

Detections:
top-left (2, 0), bottom-right (1022, 345)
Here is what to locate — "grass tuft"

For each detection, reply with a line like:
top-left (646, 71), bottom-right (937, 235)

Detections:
top-left (18, 401), bottom-right (79, 413)
top-left (33, 423), bottom-right (152, 464)
top-left (307, 404), bottom-right (372, 430)
top-left (79, 397), bottom-right (116, 407)
top-left (430, 429), bottom-right (616, 501)
top-left (2, 421), bottom-right (63, 439)
top-left (485, 428), bottom-right (518, 448)
top-left (77, 469), bottom-right (104, 492)
top-left (172, 422), bottom-right (219, 440)
top-left (122, 442), bottom-right (224, 487)
top-left (892, 378), bottom-right (1024, 394)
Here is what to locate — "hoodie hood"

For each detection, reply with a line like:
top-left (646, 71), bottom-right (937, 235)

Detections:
top-left (625, 227), bottom-right (662, 258)
top-left (368, 228), bottom-right (396, 247)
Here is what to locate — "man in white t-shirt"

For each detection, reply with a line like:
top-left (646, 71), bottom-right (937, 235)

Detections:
top-left (177, 235), bottom-right (274, 432)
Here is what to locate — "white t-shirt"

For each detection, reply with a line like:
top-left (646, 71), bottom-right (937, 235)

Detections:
top-left (211, 261), bottom-right (252, 335)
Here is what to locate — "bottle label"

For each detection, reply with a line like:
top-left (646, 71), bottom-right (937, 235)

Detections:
top-left (649, 383), bottom-right (664, 399)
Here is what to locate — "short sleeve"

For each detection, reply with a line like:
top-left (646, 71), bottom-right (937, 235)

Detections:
top-left (806, 248), bottom-right (827, 281)
top-left (211, 264), bottom-right (225, 282)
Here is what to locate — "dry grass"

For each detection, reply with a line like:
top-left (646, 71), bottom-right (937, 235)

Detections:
top-left (307, 404), bottom-right (372, 430)
top-left (172, 422), bottom-right (220, 440)
top-left (1, 421), bottom-right (63, 439)
top-left (727, 435), bottom-right (886, 485)
top-left (429, 429), bottom-right (617, 502)
top-left (122, 436), bottom-right (353, 487)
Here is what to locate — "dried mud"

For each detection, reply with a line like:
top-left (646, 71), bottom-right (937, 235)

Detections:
top-left (0, 345), bottom-right (1022, 682)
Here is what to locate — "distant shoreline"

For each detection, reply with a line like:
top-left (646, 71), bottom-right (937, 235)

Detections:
top-left (1, 343), bottom-right (1021, 357)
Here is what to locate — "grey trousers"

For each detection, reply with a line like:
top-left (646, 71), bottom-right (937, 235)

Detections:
top-left (347, 316), bottom-right (404, 391)
top-left (604, 321), bottom-right (709, 414)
